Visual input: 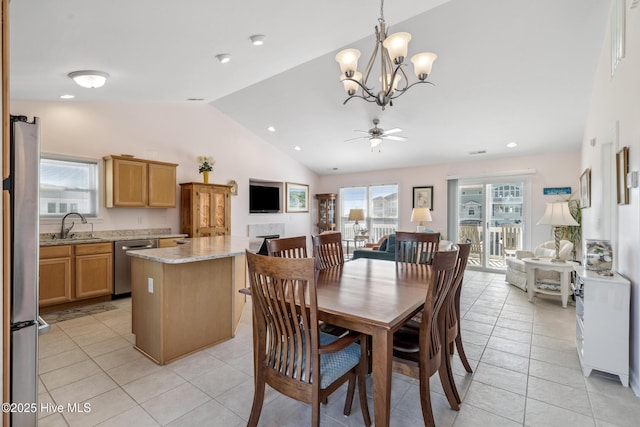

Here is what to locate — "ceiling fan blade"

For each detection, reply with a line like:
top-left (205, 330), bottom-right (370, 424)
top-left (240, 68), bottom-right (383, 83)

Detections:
top-left (353, 130), bottom-right (370, 134)
top-left (385, 135), bottom-right (408, 142)
top-left (383, 128), bottom-right (403, 135)
top-left (344, 136), bottom-right (369, 143)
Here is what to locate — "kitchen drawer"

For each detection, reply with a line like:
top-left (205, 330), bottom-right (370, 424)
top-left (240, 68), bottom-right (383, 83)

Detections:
top-left (40, 245), bottom-right (72, 259)
top-left (75, 242), bottom-right (113, 255)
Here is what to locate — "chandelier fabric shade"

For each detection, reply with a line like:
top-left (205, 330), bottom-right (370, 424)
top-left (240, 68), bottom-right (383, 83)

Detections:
top-left (335, 0), bottom-right (437, 110)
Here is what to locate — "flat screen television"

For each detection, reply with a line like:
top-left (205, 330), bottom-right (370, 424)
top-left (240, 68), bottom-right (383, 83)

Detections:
top-left (249, 185), bottom-right (280, 213)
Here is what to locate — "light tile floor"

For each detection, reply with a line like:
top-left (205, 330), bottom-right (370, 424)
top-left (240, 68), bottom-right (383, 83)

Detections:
top-left (37, 271), bottom-right (640, 426)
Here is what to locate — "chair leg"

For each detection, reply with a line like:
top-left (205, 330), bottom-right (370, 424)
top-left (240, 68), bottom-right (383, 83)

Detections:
top-left (247, 375), bottom-right (266, 427)
top-left (312, 400), bottom-right (320, 427)
top-left (357, 369), bottom-right (371, 426)
top-left (418, 368), bottom-right (435, 427)
top-left (455, 332), bottom-right (473, 373)
top-left (438, 349), bottom-right (461, 408)
top-left (344, 374), bottom-right (356, 416)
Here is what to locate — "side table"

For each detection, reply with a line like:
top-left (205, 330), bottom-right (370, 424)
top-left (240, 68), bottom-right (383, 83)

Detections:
top-left (523, 257), bottom-right (577, 308)
top-left (343, 235), bottom-right (369, 258)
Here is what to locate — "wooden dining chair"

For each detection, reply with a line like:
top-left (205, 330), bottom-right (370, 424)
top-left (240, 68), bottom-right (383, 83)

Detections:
top-left (392, 247), bottom-right (459, 427)
top-left (449, 243), bottom-right (473, 370)
top-left (266, 235), bottom-right (307, 258)
top-left (312, 232), bottom-right (344, 270)
top-left (395, 231), bottom-right (441, 265)
top-left (246, 251), bottom-right (371, 427)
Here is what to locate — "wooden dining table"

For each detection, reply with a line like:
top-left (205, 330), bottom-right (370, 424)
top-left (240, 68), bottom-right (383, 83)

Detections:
top-left (315, 258), bottom-right (431, 427)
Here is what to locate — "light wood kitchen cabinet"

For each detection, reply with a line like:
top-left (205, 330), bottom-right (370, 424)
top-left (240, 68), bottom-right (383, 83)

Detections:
top-left (75, 242), bottom-right (113, 299)
top-left (158, 238), bottom-right (179, 248)
top-left (39, 242), bottom-right (114, 309)
top-left (39, 245), bottom-right (73, 306)
top-left (104, 155), bottom-right (178, 208)
top-left (180, 182), bottom-right (231, 237)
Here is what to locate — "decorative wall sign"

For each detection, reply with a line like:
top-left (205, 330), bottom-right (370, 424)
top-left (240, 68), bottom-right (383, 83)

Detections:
top-left (580, 168), bottom-right (591, 208)
top-left (543, 187), bottom-right (572, 195)
top-left (616, 146), bottom-right (629, 205)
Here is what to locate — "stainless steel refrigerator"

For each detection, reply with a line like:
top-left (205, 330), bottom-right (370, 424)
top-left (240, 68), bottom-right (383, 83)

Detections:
top-left (5, 115), bottom-right (49, 427)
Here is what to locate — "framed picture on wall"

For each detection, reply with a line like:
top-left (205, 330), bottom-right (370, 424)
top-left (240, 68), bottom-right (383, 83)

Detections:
top-left (580, 168), bottom-right (591, 208)
top-left (285, 182), bottom-right (309, 213)
top-left (413, 186), bottom-right (434, 210)
top-left (616, 146), bottom-right (629, 205)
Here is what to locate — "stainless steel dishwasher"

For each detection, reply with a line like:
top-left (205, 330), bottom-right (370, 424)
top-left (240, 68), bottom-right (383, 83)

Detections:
top-left (114, 239), bottom-right (158, 297)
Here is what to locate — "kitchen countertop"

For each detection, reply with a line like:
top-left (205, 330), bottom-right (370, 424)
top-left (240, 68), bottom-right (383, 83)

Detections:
top-left (126, 236), bottom-right (262, 264)
top-left (39, 232), bottom-right (188, 246)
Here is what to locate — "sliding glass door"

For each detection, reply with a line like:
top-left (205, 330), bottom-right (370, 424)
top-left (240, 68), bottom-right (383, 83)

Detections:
top-left (457, 179), bottom-right (528, 271)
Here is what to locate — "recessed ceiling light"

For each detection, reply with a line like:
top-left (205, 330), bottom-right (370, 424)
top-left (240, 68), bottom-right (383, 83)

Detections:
top-left (507, 142), bottom-right (518, 148)
top-left (68, 70), bottom-right (109, 88)
top-left (60, 94), bottom-right (75, 99)
top-left (249, 35), bottom-right (265, 46)
top-left (294, 146), bottom-right (301, 151)
top-left (186, 98), bottom-right (205, 101)
top-left (267, 126), bottom-right (276, 132)
top-left (215, 54), bottom-right (231, 64)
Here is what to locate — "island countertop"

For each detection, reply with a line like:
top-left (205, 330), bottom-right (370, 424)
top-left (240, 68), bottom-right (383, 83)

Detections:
top-left (126, 235), bottom-right (263, 264)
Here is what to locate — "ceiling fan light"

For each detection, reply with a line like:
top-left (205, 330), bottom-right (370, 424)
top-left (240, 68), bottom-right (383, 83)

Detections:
top-left (411, 52), bottom-right (437, 80)
top-left (68, 70), bottom-right (109, 88)
top-left (370, 136), bottom-right (383, 147)
top-left (340, 72), bottom-right (362, 95)
top-left (383, 32), bottom-right (412, 64)
top-left (335, 49), bottom-right (361, 77)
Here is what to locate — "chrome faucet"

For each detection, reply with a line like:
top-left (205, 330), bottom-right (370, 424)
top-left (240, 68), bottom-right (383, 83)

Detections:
top-left (60, 212), bottom-right (87, 239)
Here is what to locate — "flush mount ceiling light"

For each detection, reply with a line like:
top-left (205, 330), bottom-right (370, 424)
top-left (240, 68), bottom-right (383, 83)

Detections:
top-left (507, 142), bottom-right (518, 148)
top-left (215, 54), bottom-right (231, 64)
top-left (68, 70), bottom-right (109, 88)
top-left (249, 35), bottom-right (265, 46)
top-left (59, 94), bottom-right (75, 99)
top-left (335, 0), bottom-right (437, 110)
top-left (267, 126), bottom-right (276, 132)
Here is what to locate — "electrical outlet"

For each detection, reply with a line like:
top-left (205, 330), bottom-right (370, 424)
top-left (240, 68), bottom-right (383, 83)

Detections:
top-left (148, 278), bottom-right (153, 293)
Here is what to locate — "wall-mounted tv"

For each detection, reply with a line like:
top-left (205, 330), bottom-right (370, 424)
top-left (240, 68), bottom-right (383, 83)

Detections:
top-left (249, 185), bottom-right (280, 213)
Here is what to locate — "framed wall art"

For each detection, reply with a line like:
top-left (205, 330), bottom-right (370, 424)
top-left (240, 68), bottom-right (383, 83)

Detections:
top-left (413, 186), bottom-right (434, 210)
top-left (580, 168), bottom-right (591, 208)
top-left (285, 182), bottom-right (309, 213)
top-left (616, 146), bottom-right (629, 205)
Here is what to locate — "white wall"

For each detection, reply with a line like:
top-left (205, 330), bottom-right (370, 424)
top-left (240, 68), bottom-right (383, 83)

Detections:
top-left (582, 4), bottom-right (640, 395)
top-left (318, 151), bottom-right (580, 247)
top-left (10, 101), bottom-right (319, 239)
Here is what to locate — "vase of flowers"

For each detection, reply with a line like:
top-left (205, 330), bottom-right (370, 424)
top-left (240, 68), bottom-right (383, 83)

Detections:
top-left (198, 156), bottom-right (215, 183)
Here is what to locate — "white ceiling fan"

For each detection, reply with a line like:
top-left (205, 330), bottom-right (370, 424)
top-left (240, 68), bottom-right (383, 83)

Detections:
top-left (345, 118), bottom-right (407, 151)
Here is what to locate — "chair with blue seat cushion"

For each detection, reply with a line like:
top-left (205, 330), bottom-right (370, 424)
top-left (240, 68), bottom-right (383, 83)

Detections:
top-left (246, 251), bottom-right (370, 427)
top-left (395, 231), bottom-right (440, 265)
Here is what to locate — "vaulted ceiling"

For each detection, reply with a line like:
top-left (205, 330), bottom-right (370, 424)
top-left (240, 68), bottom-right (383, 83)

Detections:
top-left (10, 0), bottom-right (610, 174)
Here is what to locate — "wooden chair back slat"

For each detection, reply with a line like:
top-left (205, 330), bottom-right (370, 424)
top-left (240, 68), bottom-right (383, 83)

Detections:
top-left (395, 231), bottom-right (441, 265)
top-left (312, 232), bottom-right (344, 270)
top-left (267, 235), bottom-right (308, 258)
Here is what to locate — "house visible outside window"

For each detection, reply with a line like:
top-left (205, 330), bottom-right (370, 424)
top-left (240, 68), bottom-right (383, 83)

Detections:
top-left (40, 156), bottom-right (99, 218)
top-left (339, 184), bottom-right (398, 242)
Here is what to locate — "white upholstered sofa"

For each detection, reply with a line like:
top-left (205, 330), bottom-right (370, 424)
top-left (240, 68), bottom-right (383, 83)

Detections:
top-left (505, 240), bottom-right (574, 291)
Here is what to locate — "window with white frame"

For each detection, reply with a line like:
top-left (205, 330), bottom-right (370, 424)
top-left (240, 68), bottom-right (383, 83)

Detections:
top-left (40, 156), bottom-right (99, 218)
top-left (339, 184), bottom-right (398, 242)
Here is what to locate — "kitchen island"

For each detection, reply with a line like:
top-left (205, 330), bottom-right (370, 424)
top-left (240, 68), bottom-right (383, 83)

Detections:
top-left (127, 236), bottom-right (261, 365)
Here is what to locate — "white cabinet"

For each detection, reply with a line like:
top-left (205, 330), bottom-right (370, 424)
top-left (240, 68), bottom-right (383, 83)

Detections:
top-left (574, 267), bottom-right (630, 386)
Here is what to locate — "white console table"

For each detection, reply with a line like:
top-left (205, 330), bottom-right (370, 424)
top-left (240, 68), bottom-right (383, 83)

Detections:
top-left (574, 267), bottom-right (630, 386)
top-left (523, 257), bottom-right (577, 308)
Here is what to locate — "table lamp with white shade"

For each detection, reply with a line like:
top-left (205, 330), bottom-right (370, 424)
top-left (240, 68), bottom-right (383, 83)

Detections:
top-left (536, 201), bottom-right (579, 263)
top-left (348, 209), bottom-right (365, 236)
top-left (411, 207), bottom-right (432, 232)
